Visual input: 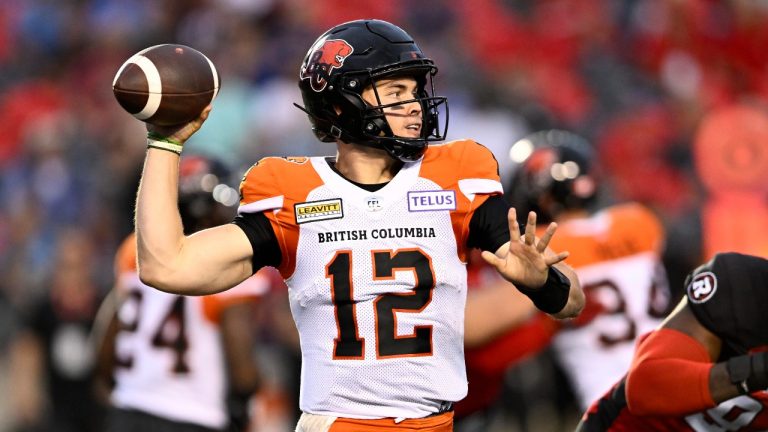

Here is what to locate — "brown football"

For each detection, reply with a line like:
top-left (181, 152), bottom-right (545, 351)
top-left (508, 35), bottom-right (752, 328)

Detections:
top-left (112, 44), bottom-right (220, 126)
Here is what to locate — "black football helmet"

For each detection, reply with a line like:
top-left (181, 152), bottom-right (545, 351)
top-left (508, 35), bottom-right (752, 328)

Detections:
top-left (506, 129), bottom-right (598, 224)
top-left (178, 155), bottom-right (239, 234)
top-left (296, 19), bottom-right (448, 162)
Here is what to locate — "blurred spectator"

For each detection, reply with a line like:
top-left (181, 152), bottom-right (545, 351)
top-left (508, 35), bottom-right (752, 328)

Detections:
top-left (8, 228), bottom-right (106, 432)
top-left (0, 289), bottom-right (19, 432)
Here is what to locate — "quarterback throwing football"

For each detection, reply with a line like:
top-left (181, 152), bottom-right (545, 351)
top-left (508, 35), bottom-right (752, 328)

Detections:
top-left (134, 19), bottom-right (584, 431)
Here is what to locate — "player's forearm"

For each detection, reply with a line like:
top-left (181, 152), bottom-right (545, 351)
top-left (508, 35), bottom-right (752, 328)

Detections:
top-left (135, 152), bottom-right (253, 294)
top-left (625, 328), bottom-right (715, 415)
top-left (464, 280), bottom-right (536, 347)
top-left (709, 362), bottom-right (743, 403)
top-left (549, 262), bottom-right (584, 319)
top-left (135, 149), bottom-right (186, 290)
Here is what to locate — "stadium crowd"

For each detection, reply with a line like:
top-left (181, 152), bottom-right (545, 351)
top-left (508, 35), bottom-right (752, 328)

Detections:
top-left (1, 0), bottom-right (767, 431)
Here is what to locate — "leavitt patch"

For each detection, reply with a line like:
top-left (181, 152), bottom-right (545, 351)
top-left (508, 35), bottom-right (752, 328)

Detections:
top-left (295, 199), bottom-right (343, 224)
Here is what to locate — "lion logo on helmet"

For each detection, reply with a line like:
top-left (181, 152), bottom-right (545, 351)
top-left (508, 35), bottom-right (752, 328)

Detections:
top-left (300, 38), bottom-right (354, 92)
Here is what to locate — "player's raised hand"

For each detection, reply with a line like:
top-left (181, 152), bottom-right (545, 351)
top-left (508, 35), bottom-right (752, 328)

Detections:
top-left (481, 208), bottom-right (569, 289)
top-left (146, 105), bottom-right (212, 145)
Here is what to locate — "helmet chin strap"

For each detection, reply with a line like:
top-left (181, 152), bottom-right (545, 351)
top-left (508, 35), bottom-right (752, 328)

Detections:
top-left (342, 135), bottom-right (427, 162)
top-left (380, 139), bottom-right (427, 162)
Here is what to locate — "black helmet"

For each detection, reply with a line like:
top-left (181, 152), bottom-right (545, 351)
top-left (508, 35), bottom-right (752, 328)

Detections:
top-left (296, 19), bottom-right (448, 162)
top-left (506, 129), bottom-right (598, 224)
top-left (178, 155), bottom-right (239, 234)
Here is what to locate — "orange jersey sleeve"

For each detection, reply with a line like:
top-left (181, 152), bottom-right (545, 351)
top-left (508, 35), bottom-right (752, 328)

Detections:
top-left (420, 139), bottom-right (502, 193)
top-left (238, 157), bottom-right (325, 278)
top-left (420, 140), bottom-right (503, 261)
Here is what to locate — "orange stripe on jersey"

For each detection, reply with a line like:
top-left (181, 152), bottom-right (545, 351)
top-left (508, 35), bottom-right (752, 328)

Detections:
top-left (114, 233), bottom-right (138, 277)
top-left (544, 203), bottom-right (664, 269)
top-left (420, 140), bottom-right (502, 261)
top-left (239, 157), bottom-right (324, 278)
top-left (328, 411), bottom-right (453, 431)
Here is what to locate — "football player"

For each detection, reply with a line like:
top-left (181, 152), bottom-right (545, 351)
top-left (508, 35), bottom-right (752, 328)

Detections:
top-left (95, 156), bottom-right (269, 432)
top-left (578, 252), bottom-right (768, 431)
top-left (456, 130), bottom-right (671, 428)
top-left (133, 20), bottom-right (584, 431)
top-left (508, 130), bottom-right (672, 409)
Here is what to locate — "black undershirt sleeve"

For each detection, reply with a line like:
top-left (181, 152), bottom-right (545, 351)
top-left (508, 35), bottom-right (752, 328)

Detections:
top-left (232, 212), bottom-right (282, 273)
top-left (467, 194), bottom-right (511, 253)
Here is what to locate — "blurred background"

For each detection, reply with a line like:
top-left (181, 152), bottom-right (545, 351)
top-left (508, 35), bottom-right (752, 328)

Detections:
top-left (1, 0), bottom-right (768, 431)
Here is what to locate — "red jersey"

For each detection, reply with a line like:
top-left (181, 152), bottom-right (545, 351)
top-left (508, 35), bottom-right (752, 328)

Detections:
top-left (580, 377), bottom-right (768, 431)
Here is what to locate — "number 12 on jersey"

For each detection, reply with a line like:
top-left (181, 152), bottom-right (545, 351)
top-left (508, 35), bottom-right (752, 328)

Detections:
top-left (326, 249), bottom-right (436, 360)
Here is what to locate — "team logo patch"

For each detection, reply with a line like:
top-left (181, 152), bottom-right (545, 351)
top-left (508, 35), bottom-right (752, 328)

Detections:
top-left (295, 198), bottom-right (343, 224)
top-left (407, 190), bottom-right (456, 212)
top-left (300, 38), bottom-right (353, 92)
top-left (687, 271), bottom-right (718, 304)
top-left (365, 196), bottom-right (382, 212)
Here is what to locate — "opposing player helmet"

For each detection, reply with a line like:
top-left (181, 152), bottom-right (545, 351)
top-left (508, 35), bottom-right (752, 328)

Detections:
top-left (178, 155), bottom-right (239, 234)
top-left (296, 19), bottom-right (448, 162)
top-left (506, 129), bottom-right (598, 224)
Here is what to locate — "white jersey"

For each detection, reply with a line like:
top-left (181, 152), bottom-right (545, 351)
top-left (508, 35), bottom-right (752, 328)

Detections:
top-left (238, 140), bottom-right (503, 420)
top-left (110, 234), bottom-right (269, 429)
top-left (548, 204), bottom-right (671, 409)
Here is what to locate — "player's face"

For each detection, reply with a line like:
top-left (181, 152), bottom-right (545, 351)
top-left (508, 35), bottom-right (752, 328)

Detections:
top-left (362, 77), bottom-right (422, 139)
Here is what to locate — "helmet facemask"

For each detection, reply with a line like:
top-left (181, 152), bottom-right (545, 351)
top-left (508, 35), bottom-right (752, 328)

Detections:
top-left (336, 65), bottom-right (448, 162)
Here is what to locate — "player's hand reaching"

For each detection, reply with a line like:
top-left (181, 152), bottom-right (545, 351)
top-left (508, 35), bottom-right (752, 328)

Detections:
top-left (481, 208), bottom-right (569, 290)
top-left (145, 105), bottom-right (212, 154)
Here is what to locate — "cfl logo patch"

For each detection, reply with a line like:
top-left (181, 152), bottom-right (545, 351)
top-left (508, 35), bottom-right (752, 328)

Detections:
top-left (366, 196), bottom-right (382, 212)
top-left (687, 271), bottom-right (717, 304)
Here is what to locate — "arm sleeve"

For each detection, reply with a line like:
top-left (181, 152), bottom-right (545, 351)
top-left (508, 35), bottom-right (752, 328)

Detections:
top-left (467, 194), bottom-right (511, 253)
top-left (232, 212), bottom-right (281, 272)
top-left (464, 313), bottom-right (558, 375)
top-left (625, 328), bottom-right (715, 416)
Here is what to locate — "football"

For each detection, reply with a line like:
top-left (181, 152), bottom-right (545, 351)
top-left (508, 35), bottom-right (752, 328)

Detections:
top-left (112, 44), bottom-right (220, 126)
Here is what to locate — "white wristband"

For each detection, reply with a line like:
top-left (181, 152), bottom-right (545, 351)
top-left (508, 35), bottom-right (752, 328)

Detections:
top-left (147, 138), bottom-right (183, 155)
